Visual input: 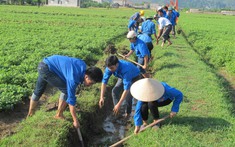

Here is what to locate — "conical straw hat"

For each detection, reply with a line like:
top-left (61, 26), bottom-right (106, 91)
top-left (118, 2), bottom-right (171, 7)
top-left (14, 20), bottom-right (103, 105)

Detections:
top-left (130, 78), bottom-right (165, 102)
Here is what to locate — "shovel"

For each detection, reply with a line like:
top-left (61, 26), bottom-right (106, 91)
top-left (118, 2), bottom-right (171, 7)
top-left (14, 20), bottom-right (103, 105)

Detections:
top-left (110, 115), bottom-right (169, 147)
top-left (77, 128), bottom-right (85, 147)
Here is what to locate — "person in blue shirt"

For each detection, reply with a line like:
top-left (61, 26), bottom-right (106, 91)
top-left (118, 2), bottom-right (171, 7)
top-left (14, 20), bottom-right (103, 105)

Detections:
top-left (162, 6), bottom-right (168, 18)
top-left (140, 16), bottom-right (157, 40)
top-left (137, 33), bottom-right (153, 57)
top-left (27, 55), bottom-right (103, 129)
top-left (128, 11), bottom-right (144, 33)
top-left (155, 9), bottom-right (173, 48)
top-left (125, 31), bottom-right (150, 78)
top-left (173, 6), bottom-right (180, 25)
top-left (130, 78), bottom-right (183, 134)
top-left (99, 55), bottom-right (143, 117)
top-left (166, 7), bottom-right (177, 38)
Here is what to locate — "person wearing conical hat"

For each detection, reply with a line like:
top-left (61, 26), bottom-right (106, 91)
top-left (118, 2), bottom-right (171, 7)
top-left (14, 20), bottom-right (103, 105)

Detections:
top-left (99, 55), bottom-right (143, 118)
top-left (130, 78), bottom-right (183, 134)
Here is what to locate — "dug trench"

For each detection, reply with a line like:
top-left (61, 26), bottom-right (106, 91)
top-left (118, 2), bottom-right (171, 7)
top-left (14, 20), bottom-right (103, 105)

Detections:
top-left (0, 85), bottom-right (132, 146)
top-left (67, 86), bottom-right (134, 146)
top-left (0, 44), bottom-right (154, 146)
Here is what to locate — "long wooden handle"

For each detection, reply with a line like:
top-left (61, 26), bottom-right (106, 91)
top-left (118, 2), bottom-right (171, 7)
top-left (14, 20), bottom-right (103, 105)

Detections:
top-left (116, 53), bottom-right (144, 68)
top-left (110, 115), bottom-right (170, 147)
top-left (139, 115), bottom-right (170, 132)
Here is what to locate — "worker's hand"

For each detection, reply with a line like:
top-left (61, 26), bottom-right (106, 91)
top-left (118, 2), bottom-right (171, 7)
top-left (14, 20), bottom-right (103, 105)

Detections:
top-left (134, 126), bottom-right (140, 134)
top-left (113, 103), bottom-right (121, 115)
top-left (170, 112), bottom-right (177, 118)
top-left (73, 119), bottom-right (80, 129)
top-left (99, 97), bottom-right (104, 108)
top-left (124, 54), bottom-right (129, 59)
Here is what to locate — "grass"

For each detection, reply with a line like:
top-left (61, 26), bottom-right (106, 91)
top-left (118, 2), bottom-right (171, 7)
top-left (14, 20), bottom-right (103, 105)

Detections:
top-left (121, 27), bottom-right (235, 146)
top-left (0, 6), bottom-right (234, 146)
top-left (0, 93), bottom-right (72, 147)
top-left (0, 84), bottom-right (108, 147)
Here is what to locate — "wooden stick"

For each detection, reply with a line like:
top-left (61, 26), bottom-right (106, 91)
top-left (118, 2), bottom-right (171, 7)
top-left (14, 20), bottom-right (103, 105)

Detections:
top-left (110, 115), bottom-right (170, 147)
top-left (116, 52), bottom-right (145, 69)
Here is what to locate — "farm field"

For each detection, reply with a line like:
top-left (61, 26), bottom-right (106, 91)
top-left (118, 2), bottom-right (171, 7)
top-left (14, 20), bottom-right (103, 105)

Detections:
top-left (124, 29), bottom-right (235, 146)
top-left (0, 5), bottom-right (131, 110)
top-left (0, 5), bottom-right (235, 146)
top-left (179, 13), bottom-right (235, 74)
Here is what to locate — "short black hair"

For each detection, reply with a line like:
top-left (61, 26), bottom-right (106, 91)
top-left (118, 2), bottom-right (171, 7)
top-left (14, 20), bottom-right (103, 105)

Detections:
top-left (163, 6), bottom-right (168, 10)
top-left (85, 66), bottom-right (103, 83)
top-left (158, 9), bottom-right (163, 13)
top-left (105, 55), bottom-right (119, 67)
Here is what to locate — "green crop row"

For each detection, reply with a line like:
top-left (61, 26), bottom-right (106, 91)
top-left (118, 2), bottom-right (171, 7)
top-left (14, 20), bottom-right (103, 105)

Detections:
top-left (0, 84), bottom-right (29, 110)
top-left (0, 6), bottom-right (138, 110)
top-left (179, 13), bottom-right (235, 73)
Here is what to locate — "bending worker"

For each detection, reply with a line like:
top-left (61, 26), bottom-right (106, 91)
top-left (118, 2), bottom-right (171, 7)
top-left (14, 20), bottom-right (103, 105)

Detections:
top-left (130, 78), bottom-right (183, 134)
top-left (99, 55), bottom-right (143, 118)
top-left (27, 55), bottom-right (103, 129)
top-left (125, 30), bottom-right (150, 78)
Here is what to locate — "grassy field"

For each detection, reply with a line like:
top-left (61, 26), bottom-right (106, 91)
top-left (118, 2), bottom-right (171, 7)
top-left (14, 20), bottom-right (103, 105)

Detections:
top-left (179, 13), bottom-right (235, 74)
top-left (122, 22), bottom-right (235, 146)
top-left (0, 6), bottom-right (235, 146)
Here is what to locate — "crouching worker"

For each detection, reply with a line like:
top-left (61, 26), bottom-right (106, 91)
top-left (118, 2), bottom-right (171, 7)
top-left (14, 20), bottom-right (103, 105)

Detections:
top-left (130, 78), bottom-right (183, 134)
top-left (99, 55), bottom-right (143, 118)
top-left (27, 55), bottom-right (103, 128)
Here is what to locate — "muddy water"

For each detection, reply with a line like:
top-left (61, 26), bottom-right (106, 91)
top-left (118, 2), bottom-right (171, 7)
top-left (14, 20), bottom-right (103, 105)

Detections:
top-left (90, 102), bottom-right (136, 146)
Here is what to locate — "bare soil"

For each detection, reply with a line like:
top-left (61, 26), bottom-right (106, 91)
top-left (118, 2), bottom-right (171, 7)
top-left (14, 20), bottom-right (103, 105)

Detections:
top-left (0, 94), bottom-right (49, 139)
top-left (0, 100), bottom-right (29, 139)
top-left (0, 86), bottom-right (53, 139)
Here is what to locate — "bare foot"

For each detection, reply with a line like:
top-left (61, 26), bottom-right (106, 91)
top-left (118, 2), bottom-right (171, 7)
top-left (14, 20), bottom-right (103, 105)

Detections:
top-left (167, 42), bottom-right (172, 47)
top-left (54, 115), bottom-right (65, 120)
top-left (134, 126), bottom-right (140, 134)
top-left (161, 43), bottom-right (164, 48)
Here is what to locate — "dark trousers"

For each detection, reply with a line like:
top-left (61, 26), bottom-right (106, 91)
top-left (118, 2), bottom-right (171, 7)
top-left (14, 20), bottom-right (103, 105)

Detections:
top-left (146, 42), bottom-right (153, 56)
top-left (32, 62), bottom-right (67, 101)
top-left (162, 25), bottom-right (172, 43)
top-left (141, 99), bottom-right (172, 120)
top-left (112, 75), bottom-right (143, 114)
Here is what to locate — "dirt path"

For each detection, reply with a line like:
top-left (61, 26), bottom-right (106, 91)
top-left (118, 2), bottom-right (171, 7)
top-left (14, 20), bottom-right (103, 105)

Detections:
top-left (0, 87), bottom-right (53, 139)
top-left (0, 100), bottom-right (29, 139)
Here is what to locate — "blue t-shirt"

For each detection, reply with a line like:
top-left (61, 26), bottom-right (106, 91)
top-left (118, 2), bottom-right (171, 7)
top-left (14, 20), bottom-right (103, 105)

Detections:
top-left (166, 12), bottom-right (177, 26)
top-left (130, 12), bottom-right (140, 21)
top-left (137, 33), bottom-right (152, 43)
top-left (43, 55), bottom-right (86, 106)
top-left (173, 10), bottom-right (180, 17)
top-left (102, 60), bottom-right (140, 90)
top-left (134, 82), bottom-right (183, 126)
top-left (128, 20), bottom-right (138, 32)
top-left (141, 20), bottom-right (156, 35)
top-left (163, 10), bottom-right (167, 17)
top-left (130, 38), bottom-right (150, 58)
